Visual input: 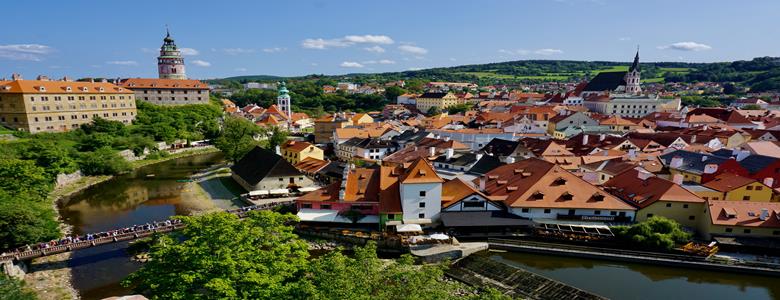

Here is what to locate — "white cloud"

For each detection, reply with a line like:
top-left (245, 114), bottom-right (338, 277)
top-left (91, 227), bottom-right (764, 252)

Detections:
top-left (362, 59), bottom-right (396, 65)
top-left (364, 45), bottom-right (386, 53)
top-left (343, 35), bottom-right (394, 44)
top-left (340, 61), bottom-right (364, 68)
top-left (302, 38), bottom-right (351, 49)
top-left (0, 44), bottom-right (54, 61)
top-left (398, 45), bottom-right (428, 55)
top-left (657, 42), bottom-right (712, 51)
top-left (223, 48), bottom-right (256, 55)
top-left (618, 37), bottom-right (631, 41)
top-left (407, 67), bottom-right (424, 71)
top-left (534, 48), bottom-right (564, 55)
top-left (302, 34), bottom-right (394, 50)
top-left (234, 67), bottom-right (248, 72)
top-left (106, 60), bottom-right (138, 66)
top-left (449, 58), bottom-right (457, 62)
top-left (262, 47), bottom-right (287, 53)
top-left (191, 60), bottom-right (211, 67)
top-left (180, 48), bottom-right (199, 56)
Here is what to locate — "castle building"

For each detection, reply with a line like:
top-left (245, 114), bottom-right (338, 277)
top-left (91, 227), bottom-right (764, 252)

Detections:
top-left (0, 74), bottom-right (137, 133)
top-left (157, 29), bottom-right (186, 79)
top-left (580, 50), bottom-right (642, 97)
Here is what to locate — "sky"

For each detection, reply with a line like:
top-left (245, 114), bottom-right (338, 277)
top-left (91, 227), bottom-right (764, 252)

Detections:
top-left (1, 0), bottom-right (779, 79)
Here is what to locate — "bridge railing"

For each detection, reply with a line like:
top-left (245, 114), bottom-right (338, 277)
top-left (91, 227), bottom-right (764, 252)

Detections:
top-left (0, 201), bottom-right (293, 262)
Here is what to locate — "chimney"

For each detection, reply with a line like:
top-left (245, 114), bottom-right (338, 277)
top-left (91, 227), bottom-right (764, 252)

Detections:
top-left (582, 134), bottom-right (589, 145)
top-left (637, 170), bottom-right (652, 180)
top-left (505, 156), bottom-right (515, 164)
top-left (429, 146), bottom-right (436, 157)
top-left (444, 136), bottom-right (451, 142)
top-left (11, 73), bottom-right (21, 80)
top-left (703, 163), bottom-right (718, 174)
top-left (599, 134), bottom-right (606, 141)
top-left (672, 174), bottom-right (684, 185)
top-left (628, 149), bottom-right (637, 160)
top-left (275, 145), bottom-right (281, 155)
top-left (760, 208), bottom-right (770, 221)
top-left (445, 147), bottom-right (454, 160)
top-left (36, 75), bottom-right (49, 81)
top-left (670, 156), bottom-right (684, 168)
top-left (62, 76), bottom-right (73, 82)
top-left (736, 150), bottom-right (750, 161)
top-left (764, 177), bottom-right (775, 188)
top-left (479, 175), bottom-right (486, 192)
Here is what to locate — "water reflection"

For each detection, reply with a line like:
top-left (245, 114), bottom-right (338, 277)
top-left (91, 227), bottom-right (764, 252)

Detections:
top-left (490, 251), bottom-right (779, 300)
top-left (58, 152), bottom-right (233, 299)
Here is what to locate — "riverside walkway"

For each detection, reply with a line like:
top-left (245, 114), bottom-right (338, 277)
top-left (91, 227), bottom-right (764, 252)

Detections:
top-left (0, 201), bottom-right (292, 263)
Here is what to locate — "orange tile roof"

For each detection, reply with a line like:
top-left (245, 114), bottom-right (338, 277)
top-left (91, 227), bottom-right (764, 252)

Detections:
top-left (343, 168), bottom-right (380, 202)
top-left (118, 78), bottom-right (208, 89)
top-left (600, 115), bottom-right (636, 126)
top-left (604, 169), bottom-right (704, 209)
top-left (379, 165), bottom-right (402, 213)
top-left (294, 157), bottom-right (329, 173)
top-left (282, 140), bottom-right (319, 153)
top-left (297, 182), bottom-right (340, 202)
top-left (478, 158), bottom-right (633, 210)
top-left (400, 158), bottom-right (444, 184)
top-left (702, 173), bottom-right (759, 192)
top-left (334, 127), bottom-right (389, 140)
top-left (441, 177), bottom-right (492, 208)
top-left (708, 200), bottom-right (780, 228)
top-left (0, 79), bottom-right (132, 94)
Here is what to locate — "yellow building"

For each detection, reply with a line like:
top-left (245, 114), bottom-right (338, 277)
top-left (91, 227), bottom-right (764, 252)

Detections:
top-left (702, 200), bottom-right (780, 239)
top-left (280, 140), bottom-right (324, 165)
top-left (415, 92), bottom-right (458, 113)
top-left (0, 75), bottom-right (137, 133)
top-left (313, 114), bottom-right (351, 144)
top-left (703, 173), bottom-right (773, 202)
top-left (351, 113), bottom-right (373, 126)
top-left (681, 184), bottom-right (724, 201)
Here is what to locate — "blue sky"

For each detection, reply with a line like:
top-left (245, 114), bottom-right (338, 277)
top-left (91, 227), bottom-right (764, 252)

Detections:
top-left (1, 0), bottom-right (778, 79)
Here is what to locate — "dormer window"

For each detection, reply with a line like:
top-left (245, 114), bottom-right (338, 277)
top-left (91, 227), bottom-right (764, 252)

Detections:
top-left (65, 86), bottom-right (72, 92)
top-left (81, 87), bottom-right (88, 92)
top-left (38, 86), bottom-right (46, 92)
top-left (593, 193), bottom-right (605, 202)
top-left (532, 191), bottom-right (544, 200)
top-left (553, 177), bottom-right (567, 186)
top-left (561, 192), bottom-right (573, 201)
top-left (98, 87), bottom-right (105, 92)
top-left (497, 180), bottom-right (507, 185)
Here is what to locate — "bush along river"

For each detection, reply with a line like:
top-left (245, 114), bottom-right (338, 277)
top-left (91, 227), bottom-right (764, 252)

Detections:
top-left (57, 152), bottom-right (243, 300)
top-left (489, 251), bottom-right (780, 300)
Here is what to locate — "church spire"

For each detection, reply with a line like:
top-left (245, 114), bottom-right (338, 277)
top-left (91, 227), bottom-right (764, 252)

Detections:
top-left (629, 46), bottom-right (640, 72)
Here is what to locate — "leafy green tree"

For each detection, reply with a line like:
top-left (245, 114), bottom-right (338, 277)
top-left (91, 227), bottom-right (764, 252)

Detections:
top-left (427, 106), bottom-right (443, 116)
top-left (384, 86), bottom-right (407, 102)
top-left (78, 132), bottom-right (116, 152)
top-left (0, 158), bottom-right (52, 201)
top-left (78, 147), bottom-right (131, 175)
top-left (740, 104), bottom-right (763, 110)
top-left (20, 140), bottom-right (78, 178)
top-left (214, 116), bottom-right (260, 162)
top-left (612, 216), bottom-right (691, 250)
top-left (81, 117), bottom-right (129, 136)
top-left (0, 273), bottom-right (38, 300)
top-left (259, 126), bottom-right (288, 151)
top-left (0, 191), bottom-right (60, 250)
top-left (123, 211), bottom-right (309, 299)
top-left (446, 103), bottom-right (473, 115)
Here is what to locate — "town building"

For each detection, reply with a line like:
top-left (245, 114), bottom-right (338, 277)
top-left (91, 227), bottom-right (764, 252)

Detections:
top-left (157, 29), bottom-right (186, 79)
top-left (0, 75), bottom-right (137, 133)
top-left (230, 146), bottom-right (316, 193)
top-left (118, 78), bottom-right (209, 105)
top-left (701, 173), bottom-right (774, 202)
top-left (415, 92), bottom-right (458, 113)
top-left (702, 201), bottom-right (780, 239)
top-left (276, 82), bottom-right (292, 120)
top-left (583, 94), bottom-right (679, 118)
top-left (280, 140), bottom-right (324, 165)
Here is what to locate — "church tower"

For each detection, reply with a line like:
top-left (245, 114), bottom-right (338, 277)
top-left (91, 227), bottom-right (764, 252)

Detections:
top-left (158, 29), bottom-right (187, 79)
top-left (277, 81), bottom-right (292, 119)
top-left (624, 49), bottom-right (641, 94)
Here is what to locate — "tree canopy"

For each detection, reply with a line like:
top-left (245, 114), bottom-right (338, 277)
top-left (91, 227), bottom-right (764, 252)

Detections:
top-left (612, 216), bottom-right (691, 250)
top-left (214, 116), bottom-right (261, 163)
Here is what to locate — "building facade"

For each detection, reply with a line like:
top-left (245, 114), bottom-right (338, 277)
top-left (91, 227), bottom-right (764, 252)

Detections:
top-left (415, 92), bottom-right (458, 113)
top-left (118, 78), bottom-right (209, 105)
top-left (0, 75), bottom-right (137, 133)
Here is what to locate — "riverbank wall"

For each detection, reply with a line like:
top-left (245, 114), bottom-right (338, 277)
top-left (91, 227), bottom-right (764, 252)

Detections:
top-left (488, 238), bottom-right (780, 277)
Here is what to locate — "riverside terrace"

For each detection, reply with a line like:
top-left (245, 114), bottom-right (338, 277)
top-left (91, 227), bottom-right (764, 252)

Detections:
top-left (0, 201), bottom-right (291, 263)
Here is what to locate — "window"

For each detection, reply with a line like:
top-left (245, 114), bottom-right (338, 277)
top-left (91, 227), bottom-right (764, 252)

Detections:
top-left (419, 202), bottom-right (426, 208)
top-left (278, 178), bottom-right (284, 181)
top-left (747, 186), bottom-right (753, 190)
top-left (666, 203), bottom-right (672, 208)
top-left (689, 216), bottom-right (695, 220)
top-left (320, 204), bottom-right (331, 210)
top-left (619, 212), bottom-right (626, 217)
top-left (773, 231), bottom-right (780, 236)
top-left (610, 211), bottom-right (617, 216)
top-left (594, 210), bottom-right (601, 215)
top-left (646, 213), bottom-right (654, 218)
top-left (683, 204), bottom-right (689, 209)
top-left (302, 203), bottom-right (312, 209)
top-left (419, 191), bottom-right (426, 197)
top-left (521, 208), bottom-right (530, 213)
top-left (418, 213), bottom-right (425, 219)
top-left (725, 228), bottom-right (733, 233)
top-left (543, 209), bottom-right (551, 214)
top-left (744, 229), bottom-right (751, 234)
top-left (756, 186), bottom-right (763, 191)
top-left (463, 201), bottom-right (483, 208)
top-left (743, 196), bottom-right (751, 201)
top-left (387, 214), bottom-right (395, 220)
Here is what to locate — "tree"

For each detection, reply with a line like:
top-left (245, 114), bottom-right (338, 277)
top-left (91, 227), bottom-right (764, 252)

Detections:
top-left (445, 103), bottom-right (472, 115)
top-left (0, 192), bottom-right (60, 250)
top-left (123, 211), bottom-right (309, 299)
top-left (384, 86), bottom-right (407, 102)
top-left (77, 132), bottom-right (116, 152)
top-left (741, 104), bottom-right (763, 110)
top-left (722, 82), bottom-right (737, 95)
top-left (78, 147), bottom-right (131, 175)
top-left (427, 106), bottom-right (442, 116)
top-left (81, 117), bottom-right (129, 136)
top-left (0, 273), bottom-right (37, 300)
top-left (612, 216), bottom-right (691, 250)
top-left (0, 158), bottom-right (52, 201)
top-left (259, 126), bottom-right (288, 151)
top-left (214, 116), bottom-right (260, 162)
top-left (19, 140), bottom-right (78, 178)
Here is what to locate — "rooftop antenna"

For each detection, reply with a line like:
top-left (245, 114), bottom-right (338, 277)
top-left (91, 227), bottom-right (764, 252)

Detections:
top-left (165, 24), bottom-right (170, 37)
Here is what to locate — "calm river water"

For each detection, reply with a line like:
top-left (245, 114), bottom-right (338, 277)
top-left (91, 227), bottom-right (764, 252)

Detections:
top-left (491, 251), bottom-right (779, 300)
top-left (58, 152), bottom-right (238, 300)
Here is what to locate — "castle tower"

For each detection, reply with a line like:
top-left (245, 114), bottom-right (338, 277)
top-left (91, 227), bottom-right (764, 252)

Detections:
top-left (158, 29), bottom-right (187, 79)
top-left (624, 49), bottom-right (641, 94)
top-left (277, 81), bottom-right (292, 119)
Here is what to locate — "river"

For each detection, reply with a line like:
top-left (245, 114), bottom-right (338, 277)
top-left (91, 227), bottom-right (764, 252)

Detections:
top-left (58, 152), bottom-right (240, 300)
top-left (490, 251), bottom-right (780, 300)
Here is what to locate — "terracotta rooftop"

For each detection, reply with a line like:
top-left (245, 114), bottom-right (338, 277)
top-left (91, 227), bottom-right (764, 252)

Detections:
top-left (0, 79), bottom-right (132, 94)
top-left (702, 173), bottom-right (759, 192)
top-left (708, 200), bottom-right (780, 228)
top-left (604, 169), bottom-right (704, 209)
top-left (282, 140), bottom-right (319, 153)
top-left (118, 78), bottom-right (208, 89)
top-left (294, 157), bottom-right (330, 174)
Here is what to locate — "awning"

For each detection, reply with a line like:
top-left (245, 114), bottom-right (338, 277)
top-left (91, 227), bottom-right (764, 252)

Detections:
top-left (297, 209), bottom-right (340, 222)
top-left (402, 218), bottom-right (433, 225)
top-left (269, 188), bottom-right (290, 194)
top-left (357, 215), bottom-right (379, 224)
top-left (298, 186), bottom-right (319, 193)
top-left (396, 224), bottom-right (423, 233)
top-left (248, 190), bottom-right (269, 196)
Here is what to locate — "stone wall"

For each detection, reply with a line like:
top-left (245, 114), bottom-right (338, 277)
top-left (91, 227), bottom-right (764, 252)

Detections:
top-left (55, 171), bottom-right (82, 188)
